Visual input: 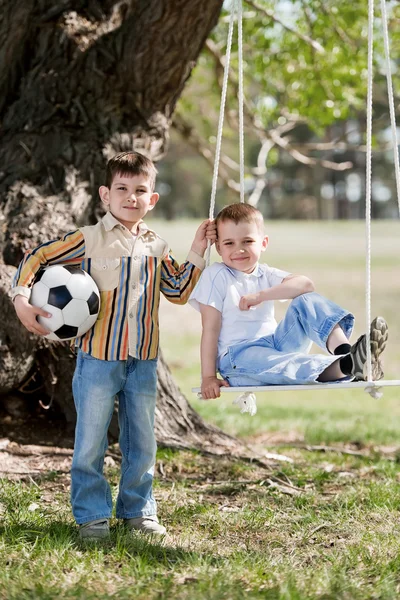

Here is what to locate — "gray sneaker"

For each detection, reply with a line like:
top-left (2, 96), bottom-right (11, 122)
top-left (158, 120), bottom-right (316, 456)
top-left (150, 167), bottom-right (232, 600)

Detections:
top-left (350, 316), bottom-right (388, 381)
top-left (124, 516), bottom-right (166, 537)
top-left (79, 519), bottom-right (110, 541)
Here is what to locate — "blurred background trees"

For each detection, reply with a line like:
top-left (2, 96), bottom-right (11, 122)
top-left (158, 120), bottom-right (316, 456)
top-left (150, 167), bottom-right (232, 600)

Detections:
top-left (155, 0), bottom-right (400, 221)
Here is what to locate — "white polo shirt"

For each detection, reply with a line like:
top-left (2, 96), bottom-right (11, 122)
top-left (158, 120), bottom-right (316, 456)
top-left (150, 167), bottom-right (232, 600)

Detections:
top-left (189, 262), bottom-right (290, 359)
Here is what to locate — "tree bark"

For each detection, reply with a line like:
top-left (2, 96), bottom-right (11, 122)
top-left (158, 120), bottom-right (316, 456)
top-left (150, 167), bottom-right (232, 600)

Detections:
top-left (1, 0), bottom-right (224, 264)
top-left (0, 0), bottom-right (254, 456)
top-left (0, 264), bottom-right (38, 393)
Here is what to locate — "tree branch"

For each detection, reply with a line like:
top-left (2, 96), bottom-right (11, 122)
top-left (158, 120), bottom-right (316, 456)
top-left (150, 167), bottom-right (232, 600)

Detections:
top-left (268, 129), bottom-right (353, 171)
top-left (244, 0), bottom-right (325, 54)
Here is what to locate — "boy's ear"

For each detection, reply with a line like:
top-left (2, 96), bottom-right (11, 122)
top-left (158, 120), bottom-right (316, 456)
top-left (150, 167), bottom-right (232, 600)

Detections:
top-left (147, 192), bottom-right (159, 211)
top-left (261, 235), bottom-right (269, 252)
top-left (215, 239), bottom-right (222, 256)
top-left (99, 186), bottom-right (110, 207)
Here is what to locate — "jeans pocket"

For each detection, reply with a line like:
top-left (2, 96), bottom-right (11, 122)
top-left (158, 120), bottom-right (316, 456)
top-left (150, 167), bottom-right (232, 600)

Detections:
top-left (80, 350), bottom-right (97, 361)
top-left (218, 350), bottom-right (234, 374)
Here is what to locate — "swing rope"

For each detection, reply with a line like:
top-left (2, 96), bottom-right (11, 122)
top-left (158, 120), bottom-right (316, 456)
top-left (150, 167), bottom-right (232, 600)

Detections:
top-left (195, 0), bottom-right (400, 410)
top-left (206, 0), bottom-right (245, 268)
top-left (380, 0), bottom-right (400, 214)
top-left (237, 0), bottom-right (245, 204)
top-left (365, 0), bottom-right (374, 385)
top-left (205, 3), bottom-right (237, 268)
top-left (364, 0), bottom-right (400, 395)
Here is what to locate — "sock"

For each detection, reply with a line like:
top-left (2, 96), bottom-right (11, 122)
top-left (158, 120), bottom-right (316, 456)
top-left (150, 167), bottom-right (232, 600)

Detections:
top-left (339, 354), bottom-right (353, 375)
top-left (334, 343), bottom-right (351, 356)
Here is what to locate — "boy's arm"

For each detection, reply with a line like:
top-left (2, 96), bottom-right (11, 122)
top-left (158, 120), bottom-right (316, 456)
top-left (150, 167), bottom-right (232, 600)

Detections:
top-left (12, 230), bottom-right (85, 298)
top-left (199, 303), bottom-right (229, 400)
top-left (190, 219), bottom-right (217, 258)
top-left (12, 230), bottom-right (85, 335)
top-left (160, 220), bottom-right (216, 304)
top-left (160, 251), bottom-right (204, 304)
top-left (239, 274), bottom-right (315, 311)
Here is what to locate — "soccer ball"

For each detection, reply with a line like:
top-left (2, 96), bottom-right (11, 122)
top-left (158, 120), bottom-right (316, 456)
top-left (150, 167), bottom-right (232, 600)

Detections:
top-left (30, 265), bottom-right (100, 341)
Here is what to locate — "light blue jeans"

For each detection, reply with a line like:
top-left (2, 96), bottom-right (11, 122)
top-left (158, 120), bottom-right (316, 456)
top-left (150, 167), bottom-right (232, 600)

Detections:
top-left (71, 351), bottom-right (158, 525)
top-left (218, 292), bottom-right (354, 386)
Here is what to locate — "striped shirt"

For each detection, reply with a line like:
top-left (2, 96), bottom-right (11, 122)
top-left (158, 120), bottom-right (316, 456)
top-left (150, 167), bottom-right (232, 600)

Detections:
top-left (12, 212), bottom-right (205, 360)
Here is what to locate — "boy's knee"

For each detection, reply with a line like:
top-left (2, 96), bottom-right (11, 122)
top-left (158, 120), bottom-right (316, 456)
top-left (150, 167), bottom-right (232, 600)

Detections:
top-left (290, 292), bottom-right (325, 315)
top-left (291, 291), bottom-right (317, 306)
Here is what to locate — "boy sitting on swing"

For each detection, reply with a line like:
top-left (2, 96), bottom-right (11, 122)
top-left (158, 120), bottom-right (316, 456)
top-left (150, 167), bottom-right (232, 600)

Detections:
top-left (189, 203), bottom-right (388, 400)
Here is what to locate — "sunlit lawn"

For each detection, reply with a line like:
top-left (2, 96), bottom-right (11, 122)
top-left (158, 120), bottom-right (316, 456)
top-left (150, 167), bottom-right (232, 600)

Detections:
top-left (2, 220), bottom-right (400, 600)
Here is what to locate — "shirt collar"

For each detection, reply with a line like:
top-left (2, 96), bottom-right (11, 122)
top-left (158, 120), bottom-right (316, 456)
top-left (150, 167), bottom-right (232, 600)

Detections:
top-left (225, 262), bottom-right (263, 278)
top-left (102, 211), bottom-right (156, 239)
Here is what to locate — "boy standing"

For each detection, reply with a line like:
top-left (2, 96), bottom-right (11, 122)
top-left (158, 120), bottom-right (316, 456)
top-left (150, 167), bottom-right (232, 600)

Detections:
top-left (189, 204), bottom-right (388, 400)
top-left (12, 151), bottom-right (215, 540)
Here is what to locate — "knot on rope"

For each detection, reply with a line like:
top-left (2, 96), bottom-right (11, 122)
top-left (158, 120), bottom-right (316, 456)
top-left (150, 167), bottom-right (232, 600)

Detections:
top-left (233, 392), bottom-right (257, 416)
top-left (364, 384), bottom-right (383, 400)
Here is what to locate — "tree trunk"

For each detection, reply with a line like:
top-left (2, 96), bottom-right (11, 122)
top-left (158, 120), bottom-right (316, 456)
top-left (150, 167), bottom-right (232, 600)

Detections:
top-left (0, 0), bottom-right (254, 456)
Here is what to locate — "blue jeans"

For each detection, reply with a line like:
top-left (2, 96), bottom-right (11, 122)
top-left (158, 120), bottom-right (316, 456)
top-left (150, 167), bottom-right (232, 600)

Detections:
top-left (218, 292), bottom-right (354, 386)
top-left (71, 351), bottom-right (158, 525)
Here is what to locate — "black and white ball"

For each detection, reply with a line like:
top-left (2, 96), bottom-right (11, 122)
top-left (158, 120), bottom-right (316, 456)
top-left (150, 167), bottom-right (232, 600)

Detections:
top-left (30, 265), bottom-right (100, 341)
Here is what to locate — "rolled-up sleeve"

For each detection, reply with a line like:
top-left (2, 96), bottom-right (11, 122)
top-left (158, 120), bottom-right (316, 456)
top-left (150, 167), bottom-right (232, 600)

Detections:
top-left (11, 230), bottom-right (85, 300)
top-left (160, 249), bottom-right (204, 305)
top-left (189, 264), bottom-right (226, 313)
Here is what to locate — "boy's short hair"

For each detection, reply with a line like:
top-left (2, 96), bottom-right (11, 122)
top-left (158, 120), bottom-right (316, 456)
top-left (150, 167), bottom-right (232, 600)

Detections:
top-left (215, 203), bottom-right (264, 232)
top-left (105, 151), bottom-right (158, 191)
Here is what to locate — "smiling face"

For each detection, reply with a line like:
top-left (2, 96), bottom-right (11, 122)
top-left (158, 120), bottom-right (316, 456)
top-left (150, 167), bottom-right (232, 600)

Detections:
top-left (99, 173), bottom-right (159, 231)
top-left (216, 219), bottom-right (269, 273)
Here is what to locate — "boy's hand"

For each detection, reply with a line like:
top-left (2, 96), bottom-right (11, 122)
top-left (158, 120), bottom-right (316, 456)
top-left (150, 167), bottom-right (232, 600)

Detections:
top-left (201, 375), bottom-right (230, 400)
top-left (191, 219), bottom-right (217, 256)
top-left (239, 293), bottom-right (262, 311)
top-left (14, 295), bottom-right (51, 336)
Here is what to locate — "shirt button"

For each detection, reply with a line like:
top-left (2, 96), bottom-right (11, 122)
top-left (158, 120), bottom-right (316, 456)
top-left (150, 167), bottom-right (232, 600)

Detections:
top-left (133, 256), bottom-right (139, 261)
top-left (102, 265), bottom-right (107, 270)
top-left (132, 283), bottom-right (136, 289)
top-left (129, 312), bottom-right (133, 318)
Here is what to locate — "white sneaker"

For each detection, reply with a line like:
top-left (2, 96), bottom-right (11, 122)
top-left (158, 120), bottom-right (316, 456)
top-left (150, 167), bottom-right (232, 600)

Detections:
top-left (124, 516), bottom-right (166, 536)
top-left (350, 316), bottom-right (388, 381)
top-left (79, 519), bottom-right (110, 541)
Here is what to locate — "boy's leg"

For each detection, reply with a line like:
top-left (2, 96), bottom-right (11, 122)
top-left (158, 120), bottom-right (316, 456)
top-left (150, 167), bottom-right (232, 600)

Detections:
top-left (71, 350), bottom-right (124, 526)
top-left (115, 357), bottom-right (164, 533)
top-left (219, 316), bottom-right (388, 386)
top-left (272, 292), bottom-right (354, 354)
top-left (219, 338), bottom-right (338, 386)
top-left (217, 293), bottom-right (353, 386)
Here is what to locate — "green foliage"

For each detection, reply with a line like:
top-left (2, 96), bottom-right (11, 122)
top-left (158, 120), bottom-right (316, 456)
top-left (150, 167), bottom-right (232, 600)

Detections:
top-left (165, 1), bottom-right (400, 220)
top-left (181, 0), bottom-right (399, 136)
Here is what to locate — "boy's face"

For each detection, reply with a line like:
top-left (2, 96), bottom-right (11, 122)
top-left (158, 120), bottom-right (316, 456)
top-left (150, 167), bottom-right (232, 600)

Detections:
top-left (99, 173), bottom-right (159, 231)
top-left (216, 219), bottom-right (268, 274)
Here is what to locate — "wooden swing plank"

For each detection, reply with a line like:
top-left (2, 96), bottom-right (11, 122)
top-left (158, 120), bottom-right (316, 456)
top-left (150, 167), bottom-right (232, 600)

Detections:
top-left (192, 380), bottom-right (400, 394)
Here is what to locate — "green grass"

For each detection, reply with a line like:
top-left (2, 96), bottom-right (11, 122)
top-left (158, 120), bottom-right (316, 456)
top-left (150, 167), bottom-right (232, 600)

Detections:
top-left (3, 450), bottom-right (400, 599)
top-left (2, 220), bottom-right (400, 599)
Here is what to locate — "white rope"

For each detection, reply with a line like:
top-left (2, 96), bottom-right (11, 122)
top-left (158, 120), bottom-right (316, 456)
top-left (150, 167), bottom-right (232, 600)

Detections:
top-left (233, 391), bottom-right (257, 416)
top-left (206, 0), bottom-right (245, 266)
top-left (380, 0), bottom-right (400, 214)
top-left (364, 0), bottom-right (374, 384)
top-left (237, 0), bottom-right (245, 203)
top-left (205, 3), bottom-right (237, 267)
